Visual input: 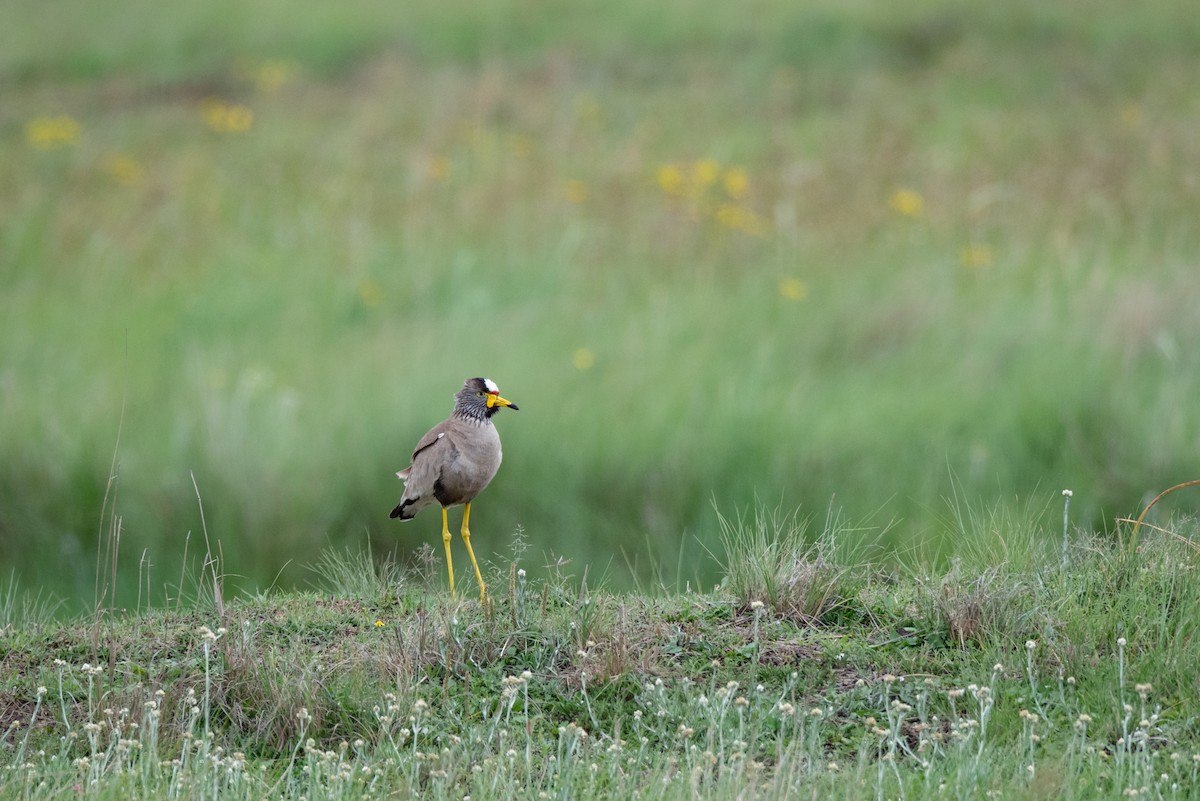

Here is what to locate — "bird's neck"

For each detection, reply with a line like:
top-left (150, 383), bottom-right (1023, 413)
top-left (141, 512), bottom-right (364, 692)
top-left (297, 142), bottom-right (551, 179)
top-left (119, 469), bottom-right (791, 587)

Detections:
top-left (452, 408), bottom-right (494, 425)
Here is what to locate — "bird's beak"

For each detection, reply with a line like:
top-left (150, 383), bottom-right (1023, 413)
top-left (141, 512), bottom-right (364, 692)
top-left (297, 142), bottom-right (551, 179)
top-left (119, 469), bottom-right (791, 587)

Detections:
top-left (487, 392), bottom-right (518, 410)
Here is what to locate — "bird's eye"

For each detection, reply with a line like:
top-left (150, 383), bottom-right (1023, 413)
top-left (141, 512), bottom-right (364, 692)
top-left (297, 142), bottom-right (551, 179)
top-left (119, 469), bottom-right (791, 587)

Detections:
top-left (476, 391), bottom-right (486, 398)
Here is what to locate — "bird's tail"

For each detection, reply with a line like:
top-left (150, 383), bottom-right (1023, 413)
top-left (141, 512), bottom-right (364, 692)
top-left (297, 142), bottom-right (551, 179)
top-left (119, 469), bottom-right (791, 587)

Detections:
top-left (389, 466), bottom-right (420, 519)
top-left (389, 493), bottom-right (432, 520)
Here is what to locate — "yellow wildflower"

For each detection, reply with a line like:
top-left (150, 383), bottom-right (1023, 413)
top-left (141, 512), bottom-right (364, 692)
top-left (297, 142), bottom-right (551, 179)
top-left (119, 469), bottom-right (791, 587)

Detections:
top-left (778, 278), bottom-right (809, 302)
top-left (960, 244), bottom-right (994, 269)
top-left (888, 188), bottom-right (924, 218)
top-left (722, 167), bottom-right (749, 200)
top-left (692, 158), bottom-right (719, 187)
top-left (428, 155), bottom-right (452, 179)
top-left (656, 164), bottom-right (684, 196)
top-left (564, 179), bottom-right (588, 205)
top-left (254, 60), bottom-right (295, 94)
top-left (374, 619), bottom-right (385, 628)
top-left (357, 280), bottom-right (383, 309)
top-left (26, 115), bottom-right (81, 150)
top-left (102, 153), bottom-right (144, 187)
top-left (573, 348), bottom-right (595, 371)
top-left (202, 100), bottom-right (253, 133)
top-left (715, 203), bottom-right (767, 236)
top-left (227, 106), bottom-right (253, 131)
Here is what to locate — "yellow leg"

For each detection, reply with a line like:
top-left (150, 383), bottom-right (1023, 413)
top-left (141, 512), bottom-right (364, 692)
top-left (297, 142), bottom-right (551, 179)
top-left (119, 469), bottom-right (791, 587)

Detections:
top-left (461, 502), bottom-right (487, 602)
top-left (441, 507), bottom-right (456, 598)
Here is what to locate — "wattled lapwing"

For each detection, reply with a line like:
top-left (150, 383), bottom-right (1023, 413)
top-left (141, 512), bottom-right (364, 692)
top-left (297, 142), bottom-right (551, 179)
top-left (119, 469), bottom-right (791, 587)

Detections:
top-left (389, 378), bottom-right (518, 601)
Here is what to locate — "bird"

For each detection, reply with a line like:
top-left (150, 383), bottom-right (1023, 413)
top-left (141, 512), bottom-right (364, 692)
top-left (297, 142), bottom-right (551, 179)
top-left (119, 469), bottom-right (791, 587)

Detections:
top-left (389, 377), bottom-right (518, 601)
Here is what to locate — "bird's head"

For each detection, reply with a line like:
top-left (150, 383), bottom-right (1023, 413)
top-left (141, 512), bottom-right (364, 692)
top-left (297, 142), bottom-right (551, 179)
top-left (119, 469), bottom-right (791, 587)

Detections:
top-left (456, 377), bottom-right (519, 420)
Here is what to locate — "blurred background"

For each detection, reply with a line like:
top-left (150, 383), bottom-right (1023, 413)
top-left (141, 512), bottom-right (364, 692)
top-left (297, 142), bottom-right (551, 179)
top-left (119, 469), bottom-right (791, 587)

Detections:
top-left (3, 0), bottom-right (1198, 611)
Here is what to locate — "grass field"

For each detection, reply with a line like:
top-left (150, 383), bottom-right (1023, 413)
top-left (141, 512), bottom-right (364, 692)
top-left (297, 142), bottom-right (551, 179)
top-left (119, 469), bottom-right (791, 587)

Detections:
top-left (2, 0), bottom-right (1199, 612)
top-left (2, 508), bottom-right (1199, 799)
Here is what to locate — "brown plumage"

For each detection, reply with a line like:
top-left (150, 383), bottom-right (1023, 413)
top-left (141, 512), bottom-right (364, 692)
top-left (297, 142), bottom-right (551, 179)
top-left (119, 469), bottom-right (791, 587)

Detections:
top-left (389, 377), bottom-right (518, 601)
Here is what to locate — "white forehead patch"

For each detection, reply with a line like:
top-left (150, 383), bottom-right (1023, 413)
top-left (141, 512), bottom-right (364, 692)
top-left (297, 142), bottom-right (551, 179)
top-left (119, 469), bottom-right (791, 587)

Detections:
top-left (483, 378), bottom-right (499, 394)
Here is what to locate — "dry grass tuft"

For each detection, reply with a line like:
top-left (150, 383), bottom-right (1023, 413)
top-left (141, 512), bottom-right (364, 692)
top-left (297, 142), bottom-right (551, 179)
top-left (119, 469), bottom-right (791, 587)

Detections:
top-left (714, 501), bottom-right (861, 625)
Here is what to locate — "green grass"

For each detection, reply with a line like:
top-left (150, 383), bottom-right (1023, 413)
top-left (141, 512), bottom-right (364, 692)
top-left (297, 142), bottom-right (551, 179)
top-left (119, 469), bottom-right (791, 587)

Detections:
top-left (3, 0), bottom-right (1200, 607)
top-left (7, 5), bottom-right (1200, 793)
top-left (2, 509), bottom-right (1199, 799)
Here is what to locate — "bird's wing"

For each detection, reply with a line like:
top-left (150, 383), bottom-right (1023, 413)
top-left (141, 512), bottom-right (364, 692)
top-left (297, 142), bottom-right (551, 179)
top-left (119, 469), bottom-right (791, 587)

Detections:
top-left (397, 422), bottom-right (456, 493)
top-left (410, 424), bottom-right (449, 463)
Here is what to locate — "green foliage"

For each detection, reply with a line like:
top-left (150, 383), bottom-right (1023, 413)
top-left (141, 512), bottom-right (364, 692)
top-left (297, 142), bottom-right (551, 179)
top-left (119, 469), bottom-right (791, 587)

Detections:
top-left (3, 0), bottom-right (1200, 611)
